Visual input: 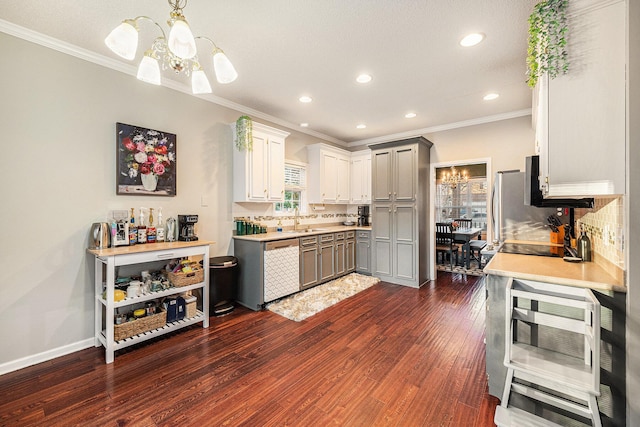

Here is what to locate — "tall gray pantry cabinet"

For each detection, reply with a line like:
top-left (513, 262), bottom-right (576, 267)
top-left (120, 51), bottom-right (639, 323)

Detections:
top-left (369, 137), bottom-right (432, 287)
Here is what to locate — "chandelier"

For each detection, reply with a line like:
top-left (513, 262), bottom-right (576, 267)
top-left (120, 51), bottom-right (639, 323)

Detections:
top-left (105, 0), bottom-right (237, 94)
top-left (441, 166), bottom-right (468, 190)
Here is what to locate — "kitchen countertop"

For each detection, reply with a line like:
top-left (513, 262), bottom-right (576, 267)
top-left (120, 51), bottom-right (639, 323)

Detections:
top-left (484, 251), bottom-right (626, 293)
top-left (233, 225), bottom-right (372, 242)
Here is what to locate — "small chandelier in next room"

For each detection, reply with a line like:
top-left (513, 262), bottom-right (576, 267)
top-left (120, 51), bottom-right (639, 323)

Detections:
top-left (105, 0), bottom-right (237, 94)
top-left (441, 166), bottom-right (468, 190)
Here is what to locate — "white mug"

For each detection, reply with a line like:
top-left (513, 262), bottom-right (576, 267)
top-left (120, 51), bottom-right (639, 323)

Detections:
top-left (127, 281), bottom-right (142, 298)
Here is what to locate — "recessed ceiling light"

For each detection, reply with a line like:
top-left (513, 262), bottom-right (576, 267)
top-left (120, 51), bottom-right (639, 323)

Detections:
top-left (483, 93), bottom-right (499, 101)
top-left (460, 33), bottom-right (485, 47)
top-left (300, 123), bottom-right (309, 127)
top-left (356, 124), bottom-right (366, 129)
top-left (299, 95), bottom-right (312, 103)
top-left (405, 112), bottom-right (417, 119)
top-left (356, 74), bottom-right (372, 84)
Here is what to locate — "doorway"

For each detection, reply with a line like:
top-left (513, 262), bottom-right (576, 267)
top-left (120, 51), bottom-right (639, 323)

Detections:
top-left (429, 158), bottom-right (491, 279)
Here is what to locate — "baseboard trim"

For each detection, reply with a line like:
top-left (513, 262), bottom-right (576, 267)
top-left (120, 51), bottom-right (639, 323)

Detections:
top-left (0, 339), bottom-right (95, 376)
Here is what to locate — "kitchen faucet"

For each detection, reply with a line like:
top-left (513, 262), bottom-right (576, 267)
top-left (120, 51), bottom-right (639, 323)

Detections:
top-left (294, 207), bottom-right (300, 231)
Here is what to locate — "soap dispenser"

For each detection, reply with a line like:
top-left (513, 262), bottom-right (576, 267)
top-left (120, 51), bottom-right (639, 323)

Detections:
top-left (577, 227), bottom-right (592, 262)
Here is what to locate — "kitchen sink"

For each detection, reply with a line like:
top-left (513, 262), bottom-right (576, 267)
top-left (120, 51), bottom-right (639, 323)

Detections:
top-left (284, 228), bottom-right (329, 233)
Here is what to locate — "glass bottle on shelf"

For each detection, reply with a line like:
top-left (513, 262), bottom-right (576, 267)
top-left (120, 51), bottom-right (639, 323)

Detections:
top-left (137, 207), bottom-right (147, 244)
top-left (147, 208), bottom-right (156, 243)
top-left (129, 207), bottom-right (137, 245)
top-left (156, 208), bottom-right (165, 242)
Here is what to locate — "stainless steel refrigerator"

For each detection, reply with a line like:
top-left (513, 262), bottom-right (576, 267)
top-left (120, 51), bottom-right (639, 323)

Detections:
top-left (491, 170), bottom-right (565, 244)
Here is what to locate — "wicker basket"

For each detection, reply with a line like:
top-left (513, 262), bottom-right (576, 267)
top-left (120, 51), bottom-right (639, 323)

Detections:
top-left (114, 309), bottom-right (167, 342)
top-left (167, 267), bottom-right (204, 287)
top-left (186, 300), bottom-right (197, 318)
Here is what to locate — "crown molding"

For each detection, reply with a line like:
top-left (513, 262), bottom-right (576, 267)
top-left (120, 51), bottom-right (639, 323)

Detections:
top-left (348, 109), bottom-right (533, 147)
top-left (0, 18), bottom-right (347, 147)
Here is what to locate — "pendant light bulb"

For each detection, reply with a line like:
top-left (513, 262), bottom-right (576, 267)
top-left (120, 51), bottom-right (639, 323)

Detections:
top-left (137, 52), bottom-right (161, 85)
top-left (191, 68), bottom-right (212, 94)
top-left (168, 17), bottom-right (197, 59)
top-left (213, 50), bottom-right (238, 84)
top-left (105, 20), bottom-right (139, 60)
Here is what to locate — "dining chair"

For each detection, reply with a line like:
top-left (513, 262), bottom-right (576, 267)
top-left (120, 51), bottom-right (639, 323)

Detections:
top-left (435, 222), bottom-right (459, 272)
top-left (455, 218), bottom-right (472, 229)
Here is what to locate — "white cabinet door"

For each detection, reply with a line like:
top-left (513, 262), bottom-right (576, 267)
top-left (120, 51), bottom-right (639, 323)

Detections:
top-left (542, 0), bottom-right (625, 197)
top-left (307, 144), bottom-right (351, 204)
top-left (247, 133), bottom-right (268, 201)
top-left (321, 152), bottom-right (338, 202)
top-left (267, 135), bottom-right (285, 202)
top-left (350, 152), bottom-right (372, 204)
top-left (336, 155), bottom-right (350, 203)
top-left (233, 122), bottom-right (289, 203)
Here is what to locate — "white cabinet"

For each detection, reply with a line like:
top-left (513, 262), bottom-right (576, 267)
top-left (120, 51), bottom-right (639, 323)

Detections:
top-left (307, 144), bottom-right (350, 204)
top-left (536, 0), bottom-right (625, 198)
top-left (350, 151), bottom-right (372, 204)
top-left (233, 122), bottom-right (289, 202)
top-left (89, 241), bottom-right (211, 364)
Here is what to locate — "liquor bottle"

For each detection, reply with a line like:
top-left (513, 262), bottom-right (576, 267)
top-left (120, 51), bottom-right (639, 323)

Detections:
top-left (137, 207), bottom-right (147, 244)
top-left (147, 208), bottom-right (157, 243)
top-left (129, 207), bottom-right (137, 245)
top-left (156, 208), bottom-right (165, 242)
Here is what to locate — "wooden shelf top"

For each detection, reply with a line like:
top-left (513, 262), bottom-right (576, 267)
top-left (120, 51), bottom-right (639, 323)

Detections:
top-left (87, 240), bottom-right (215, 257)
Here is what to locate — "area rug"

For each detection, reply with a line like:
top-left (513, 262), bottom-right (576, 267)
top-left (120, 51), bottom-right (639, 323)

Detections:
top-left (266, 273), bottom-right (380, 322)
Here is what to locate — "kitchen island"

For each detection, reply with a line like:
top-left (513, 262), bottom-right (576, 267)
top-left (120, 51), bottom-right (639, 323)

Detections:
top-left (484, 251), bottom-right (626, 425)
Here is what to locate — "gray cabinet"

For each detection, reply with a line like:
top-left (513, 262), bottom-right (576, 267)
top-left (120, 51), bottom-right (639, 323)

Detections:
top-left (355, 230), bottom-right (371, 274)
top-left (345, 231), bottom-right (356, 273)
top-left (334, 233), bottom-right (346, 277)
top-left (318, 234), bottom-right (335, 282)
top-left (299, 236), bottom-right (319, 289)
top-left (370, 137), bottom-right (432, 288)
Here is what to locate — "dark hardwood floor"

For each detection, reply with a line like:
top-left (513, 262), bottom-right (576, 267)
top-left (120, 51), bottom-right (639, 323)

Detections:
top-left (0, 272), bottom-right (499, 426)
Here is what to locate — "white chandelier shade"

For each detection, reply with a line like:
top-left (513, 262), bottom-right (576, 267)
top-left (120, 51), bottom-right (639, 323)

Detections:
top-left (212, 50), bottom-right (238, 84)
top-left (104, 0), bottom-right (237, 94)
top-left (137, 52), bottom-right (161, 85)
top-left (167, 18), bottom-right (197, 59)
top-left (191, 68), bottom-right (212, 94)
top-left (105, 21), bottom-right (139, 60)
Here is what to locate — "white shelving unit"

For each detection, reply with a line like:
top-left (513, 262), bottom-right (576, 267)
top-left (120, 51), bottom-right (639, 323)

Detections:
top-left (88, 241), bottom-right (212, 363)
top-left (495, 278), bottom-right (601, 427)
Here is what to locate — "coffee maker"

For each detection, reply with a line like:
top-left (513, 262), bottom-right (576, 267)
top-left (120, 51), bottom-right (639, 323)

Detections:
top-left (357, 205), bottom-right (370, 226)
top-left (178, 215), bottom-right (199, 241)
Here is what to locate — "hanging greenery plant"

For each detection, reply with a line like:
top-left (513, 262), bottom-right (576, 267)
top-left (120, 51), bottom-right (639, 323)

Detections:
top-left (526, 0), bottom-right (569, 88)
top-left (235, 115), bottom-right (253, 151)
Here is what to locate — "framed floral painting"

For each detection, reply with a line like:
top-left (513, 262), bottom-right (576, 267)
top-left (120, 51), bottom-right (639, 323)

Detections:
top-left (116, 122), bottom-right (177, 196)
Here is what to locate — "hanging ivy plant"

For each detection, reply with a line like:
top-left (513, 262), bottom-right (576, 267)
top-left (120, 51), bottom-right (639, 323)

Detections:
top-left (526, 0), bottom-right (569, 88)
top-left (235, 115), bottom-right (253, 151)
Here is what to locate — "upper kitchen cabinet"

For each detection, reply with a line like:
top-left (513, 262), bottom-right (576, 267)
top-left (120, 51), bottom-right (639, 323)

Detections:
top-left (536, 0), bottom-right (625, 198)
top-left (307, 144), bottom-right (350, 204)
top-left (233, 122), bottom-right (289, 203)
top-left (372, 145), bottom-right (417, 202)
top-left (350, 150), bottom-right (372, 204)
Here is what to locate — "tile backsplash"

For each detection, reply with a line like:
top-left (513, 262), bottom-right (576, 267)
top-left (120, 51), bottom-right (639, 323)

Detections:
top-left (574, 196), bottom-right (624, 271)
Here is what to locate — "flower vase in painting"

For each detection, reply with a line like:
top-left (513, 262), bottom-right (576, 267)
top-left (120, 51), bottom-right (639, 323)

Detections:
top-left (116, 123), bottom-right (176, 196)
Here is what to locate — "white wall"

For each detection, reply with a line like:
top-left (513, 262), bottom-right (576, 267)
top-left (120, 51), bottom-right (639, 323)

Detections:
top-left (0, 33), bottom-right (328, 368)
top-left (426, 115), bottom-right (536, 173)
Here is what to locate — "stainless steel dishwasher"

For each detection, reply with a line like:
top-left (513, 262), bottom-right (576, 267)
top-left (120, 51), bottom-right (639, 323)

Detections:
top-left (263, 238), bottom-right (300, 302)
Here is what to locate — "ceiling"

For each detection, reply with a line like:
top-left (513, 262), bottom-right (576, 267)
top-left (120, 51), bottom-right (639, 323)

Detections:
top-left (0, 0), bottom-right (538, 146)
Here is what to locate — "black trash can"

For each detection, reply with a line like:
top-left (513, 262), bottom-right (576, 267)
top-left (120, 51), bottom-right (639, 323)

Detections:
top-left (208, 256), bottom-right (238, 316)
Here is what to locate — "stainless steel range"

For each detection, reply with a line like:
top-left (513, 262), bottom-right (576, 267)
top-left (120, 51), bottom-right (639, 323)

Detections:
top-left (499, 242), bottom-right (563, 257)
